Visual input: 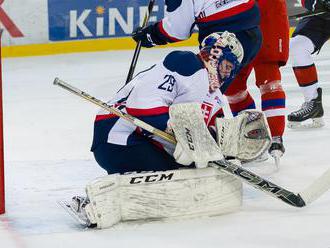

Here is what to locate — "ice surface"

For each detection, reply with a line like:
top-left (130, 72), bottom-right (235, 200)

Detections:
top-left (1, 42), bottom-right (330, 248)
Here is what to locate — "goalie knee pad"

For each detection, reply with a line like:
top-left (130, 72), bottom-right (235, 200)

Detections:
top-left (84, 168), bottom-right (242, 229)
top-left (215, 110), bottom-right (272, 161)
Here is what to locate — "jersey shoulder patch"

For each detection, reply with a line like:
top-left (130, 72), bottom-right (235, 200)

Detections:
top-left (163, 51), bottom-right (204, 77)
top-left (165, 0), bottom-right (182, 12)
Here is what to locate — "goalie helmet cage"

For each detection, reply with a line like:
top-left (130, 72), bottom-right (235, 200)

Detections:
top-left (0, 29), bottom-right (4, 215)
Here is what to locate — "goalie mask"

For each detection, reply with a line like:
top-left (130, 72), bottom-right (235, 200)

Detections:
top-left (199, 31), bottom-right (244, 92)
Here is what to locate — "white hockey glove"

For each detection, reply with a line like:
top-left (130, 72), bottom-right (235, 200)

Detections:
top-left (215, 110), bottom-right (271, 162)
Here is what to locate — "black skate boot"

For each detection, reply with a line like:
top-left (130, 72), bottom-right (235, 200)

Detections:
top-left (268, 136), bottom-right (285, 168)
top-left (287, 88), bottom-right (324, 129)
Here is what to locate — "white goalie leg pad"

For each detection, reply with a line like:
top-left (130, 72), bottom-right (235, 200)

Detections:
top-left (169, 103), bottom-right (224, 168)
top-left (85, 168), bottom-right (242, 229)
top-left (85, 175), bottom-right (121, 228)
top-left (216, 110), bottom-right (272, 162)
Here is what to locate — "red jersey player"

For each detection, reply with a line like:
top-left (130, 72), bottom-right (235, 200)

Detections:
top-left (223, 0), bottom-right (289, 166)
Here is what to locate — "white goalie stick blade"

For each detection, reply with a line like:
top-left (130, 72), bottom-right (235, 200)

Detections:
top-left (58, 200), bottom-right (95, 228)
top-left (169, 103), bottom-right (223, 166)
top-left (210, 160), bottom-right (330, 207)
top-left (299, 168), bottom-right (330, 205)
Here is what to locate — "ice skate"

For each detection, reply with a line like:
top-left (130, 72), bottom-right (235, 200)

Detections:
top-left (59, 196), bottom-right (96, 228)
top-left (287, 88), bottom-right (324, 129)
top-left (268, 136), bottom-right (285, 168)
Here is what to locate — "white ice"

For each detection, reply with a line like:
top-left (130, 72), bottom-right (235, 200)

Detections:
top-left (1, 42), bottom-right (330, 248)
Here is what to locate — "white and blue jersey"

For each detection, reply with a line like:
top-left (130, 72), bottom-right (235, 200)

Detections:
top-left (156, 0), bottom-right (260, 44)
top-left (91, 51), bottom-right (224, 154)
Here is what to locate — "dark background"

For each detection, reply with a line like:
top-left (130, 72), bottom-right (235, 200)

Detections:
top-left (286, 0), bottom-right (306, 26)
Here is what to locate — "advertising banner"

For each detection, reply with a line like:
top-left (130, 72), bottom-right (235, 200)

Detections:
top-left (0, 0), bottom-right (48, 46)
top-left (48, 0), bottom-right (165, 41)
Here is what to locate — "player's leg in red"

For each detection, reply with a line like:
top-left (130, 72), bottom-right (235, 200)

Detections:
top-left (255, 63), bottom-right (286, 161)
top-left (252, 0), bottom-right (289, 165)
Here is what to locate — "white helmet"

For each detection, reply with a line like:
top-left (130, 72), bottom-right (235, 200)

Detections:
top-left (199, 31), bottom-right (244, 91)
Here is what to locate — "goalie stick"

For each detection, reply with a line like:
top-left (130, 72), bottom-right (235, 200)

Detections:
top-left (53, 78), bottom-right (175, 144)
top-left (125, 0), bottom-right (156, 84)
top-left (53, 77), bottom-right (330, 208)
top-left (210, 160), bottom-right (330, 207)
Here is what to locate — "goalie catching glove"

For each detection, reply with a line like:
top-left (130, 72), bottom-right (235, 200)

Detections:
top-left (215, 110), bottom-right (272, 162)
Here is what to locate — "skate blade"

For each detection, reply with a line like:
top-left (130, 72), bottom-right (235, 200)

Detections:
top-left (58, 200), bottom-right (94, 228)
top-left (287, 117), bottom-right (325, 129)
top-left (270, 150), bottom-right (283, 171)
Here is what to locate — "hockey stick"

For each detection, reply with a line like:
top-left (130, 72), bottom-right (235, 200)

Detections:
top-left (289, 10), bottom-right (326, 20)
top-left (53, 78), bottom-right (330, 208)
top-left (125, 0), bottom-right (156, 84)
top-left (210, 160), bottom-right (330, 207)
top-left (53, 78), bottom-right (175, 144)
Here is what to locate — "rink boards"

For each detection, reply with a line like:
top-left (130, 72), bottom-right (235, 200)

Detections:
top-left (1, 0), bottom-right (304, 57)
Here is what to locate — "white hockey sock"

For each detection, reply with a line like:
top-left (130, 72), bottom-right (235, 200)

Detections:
top-left (301, 84), bottom-right (319, 102)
